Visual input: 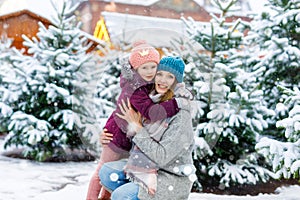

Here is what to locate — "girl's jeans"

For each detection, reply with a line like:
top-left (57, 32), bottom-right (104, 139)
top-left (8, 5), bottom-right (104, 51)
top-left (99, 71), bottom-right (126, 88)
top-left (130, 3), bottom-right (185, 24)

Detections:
top-left (99, 160), bottom-right (140, 200)
top-left (86, 146), bottom-right (129, 200)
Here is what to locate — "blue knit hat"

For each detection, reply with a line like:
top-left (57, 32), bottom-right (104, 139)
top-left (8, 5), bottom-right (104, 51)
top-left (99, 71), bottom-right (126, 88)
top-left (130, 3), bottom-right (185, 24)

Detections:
top-left (157, 56), bottom-right (185, 83)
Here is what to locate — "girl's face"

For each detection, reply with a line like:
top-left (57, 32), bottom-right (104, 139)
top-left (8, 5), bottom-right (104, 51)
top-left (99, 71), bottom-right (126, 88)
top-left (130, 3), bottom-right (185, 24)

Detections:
top-left (155, 70), bottom-right (176, 95)
top-left (136, 62), bottom-right (157, 82)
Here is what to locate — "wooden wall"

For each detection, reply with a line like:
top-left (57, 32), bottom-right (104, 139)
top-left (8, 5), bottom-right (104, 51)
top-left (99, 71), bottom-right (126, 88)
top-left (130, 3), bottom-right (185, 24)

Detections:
top-left (0, 10), bottom-right (51, 50)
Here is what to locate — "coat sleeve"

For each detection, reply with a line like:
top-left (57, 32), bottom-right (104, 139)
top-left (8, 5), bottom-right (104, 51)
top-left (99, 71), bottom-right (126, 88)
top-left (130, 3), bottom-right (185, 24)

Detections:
top-left (130, 86), bottom-right (180, 122)
top-left (132, 110), bottom-right (194, 167)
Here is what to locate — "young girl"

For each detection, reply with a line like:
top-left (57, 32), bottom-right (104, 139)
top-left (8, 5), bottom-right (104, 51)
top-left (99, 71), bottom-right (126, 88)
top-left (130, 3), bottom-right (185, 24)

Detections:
top-left (86, 42), bottom-right (184, 200)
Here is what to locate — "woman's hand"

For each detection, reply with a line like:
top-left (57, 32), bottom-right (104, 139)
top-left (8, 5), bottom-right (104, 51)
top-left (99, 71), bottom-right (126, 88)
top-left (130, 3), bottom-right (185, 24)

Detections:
top-left (100, 128), bottom-right (113, 145)
top-left (116, 98), bottom-right (143, 133)
top-left (174, 83), bottom-right (193, 100)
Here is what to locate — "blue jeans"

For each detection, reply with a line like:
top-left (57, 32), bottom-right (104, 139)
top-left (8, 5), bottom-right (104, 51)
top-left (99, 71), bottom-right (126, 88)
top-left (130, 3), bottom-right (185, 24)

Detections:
top-left (99, 159), bottom-right (139, 200)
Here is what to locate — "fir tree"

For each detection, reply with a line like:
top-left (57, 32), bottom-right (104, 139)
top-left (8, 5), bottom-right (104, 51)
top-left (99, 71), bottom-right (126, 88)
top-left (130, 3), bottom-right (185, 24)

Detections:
top-left (256, 86), bottom-right (300, 179)
top-left (0, 36), bottom-right (16, 133)
top-left (2, 1), bottom-right (104, 161)
top-left (247, 0), bottom-right (300, 179)
top-left (245, 0), bottom-right (300, 137)
top-left (247, 0), bottom-right (300, 93)
top-left (180, 0), bottom-right (275, 188)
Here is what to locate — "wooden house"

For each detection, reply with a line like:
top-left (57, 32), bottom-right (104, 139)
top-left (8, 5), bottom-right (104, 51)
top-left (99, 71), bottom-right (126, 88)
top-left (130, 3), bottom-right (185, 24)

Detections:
top-left (0, 0), bottom-right (101, 52)
top-left (0, 10), bottom-right (51, 50)
top-left (0, 0), bottom-right (55, 50)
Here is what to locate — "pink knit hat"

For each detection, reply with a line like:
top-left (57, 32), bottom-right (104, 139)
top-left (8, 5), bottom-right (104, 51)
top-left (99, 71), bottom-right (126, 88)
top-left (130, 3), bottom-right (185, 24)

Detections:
top-left (129, 40), bottom-right (160, 69)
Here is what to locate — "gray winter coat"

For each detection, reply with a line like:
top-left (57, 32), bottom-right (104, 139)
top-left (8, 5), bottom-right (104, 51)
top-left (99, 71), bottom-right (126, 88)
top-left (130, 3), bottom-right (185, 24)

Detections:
top-left (132, 107), bottom-right (195, 200)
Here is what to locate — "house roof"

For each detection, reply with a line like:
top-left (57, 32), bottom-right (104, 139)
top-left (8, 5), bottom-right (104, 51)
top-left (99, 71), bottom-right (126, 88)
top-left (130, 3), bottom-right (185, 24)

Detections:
top-left (0, 9), bottom-right (51, 24)
top-left (109, 0), bottom-right (159, 6)
top-left (0, 0), bottom-right (59, 22)
top-left (82, 0), bottom-right (226, 7)
top-left (82, 0), bottom-right (160, 6)
top-left (102, 11), bottom-right (206, 49)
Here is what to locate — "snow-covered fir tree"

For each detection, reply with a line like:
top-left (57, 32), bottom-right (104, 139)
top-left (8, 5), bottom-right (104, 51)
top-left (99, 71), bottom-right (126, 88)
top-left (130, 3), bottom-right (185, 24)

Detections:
top-left (1, 1), bottom-right (105, 161)
top-left (247, 0), bottom-right (300, 103)
top-left (245, 0), bottom-right (300, 137)
top-left (245, 0), bottom-right (300, 179)
top-left (179, 0), bottom-right (276, 189)
top-left (256, 86), bottom-right (300, 179)
top-left (95, 46), bottom-right (132, 118)
top-left (0, 36), bottom-right (16, 134)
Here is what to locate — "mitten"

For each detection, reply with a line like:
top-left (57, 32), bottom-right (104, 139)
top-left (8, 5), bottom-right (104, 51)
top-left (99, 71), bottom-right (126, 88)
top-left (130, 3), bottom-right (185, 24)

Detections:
top-left (120, 57), bottom-right (134, 80)
top-left (175, 97), bottom-right (190, 111)
top-left (174, 83), bottom-right (193, 100)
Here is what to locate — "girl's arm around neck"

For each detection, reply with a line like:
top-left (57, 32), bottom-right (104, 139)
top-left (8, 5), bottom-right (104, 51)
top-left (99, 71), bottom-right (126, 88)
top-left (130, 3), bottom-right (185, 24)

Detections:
top-left (130, 85), bottom-right (180, 122)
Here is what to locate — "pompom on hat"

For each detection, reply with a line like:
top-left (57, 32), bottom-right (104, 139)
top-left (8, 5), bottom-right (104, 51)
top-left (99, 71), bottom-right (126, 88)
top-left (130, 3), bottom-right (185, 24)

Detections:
top-left (129, 40), bottom-right (160, 69)
top-left (157, 56), bottom-right (185, 83)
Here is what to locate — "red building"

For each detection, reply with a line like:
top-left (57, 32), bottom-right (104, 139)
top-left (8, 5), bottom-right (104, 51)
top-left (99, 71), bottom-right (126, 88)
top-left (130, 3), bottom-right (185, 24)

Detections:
top-left (77, 0), bottom-right (252, 48)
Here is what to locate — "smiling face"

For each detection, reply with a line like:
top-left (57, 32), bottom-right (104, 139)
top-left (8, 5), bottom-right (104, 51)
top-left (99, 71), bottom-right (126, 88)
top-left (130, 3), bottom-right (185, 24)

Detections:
top-left (136, 62), bottom-right (158, 82)
top-left (155, 70), bottom-right (176, 95)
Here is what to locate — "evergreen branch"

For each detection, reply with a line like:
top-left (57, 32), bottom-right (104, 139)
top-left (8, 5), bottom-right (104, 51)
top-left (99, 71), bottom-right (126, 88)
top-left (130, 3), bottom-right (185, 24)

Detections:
top-left (186, 42), bottom-right (212, 70)
top-left (223, 0), bottom-right (238, 15)
top-left (228, 18), bottom-right (241, 39)
top-left (210, 22), bottom-right (216, 59)
top-left (249, 82), bottom-right (261, 97)
top-left (208, 73), bottom-right (213, 107)
top-left (209, 13), bottom-right (224, 25)
top-left (277, 85), bottom-right (296, 96)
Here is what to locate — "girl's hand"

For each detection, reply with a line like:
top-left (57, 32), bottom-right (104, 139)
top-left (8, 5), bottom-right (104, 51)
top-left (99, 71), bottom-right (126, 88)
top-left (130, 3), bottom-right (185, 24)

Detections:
top-left (116, 98), bottom-right (143, 133)
top-left (100, 128), bottom-right (113, 145)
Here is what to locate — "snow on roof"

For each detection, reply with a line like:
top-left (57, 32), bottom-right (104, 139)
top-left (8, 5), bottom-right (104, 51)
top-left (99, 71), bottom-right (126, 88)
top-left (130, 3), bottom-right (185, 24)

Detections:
top-left (0, 0), bottom-right (62, 22)
top-left (247, 0), bottom-right (273, 15)
top-left (102, 11), bottom-right (207, 48)
top-left (86, 0), bottom-right (160, 6)
top-left (194, 0), bottom-right (266, 17)
top-left (193, 0), bottom-right (205, 6)
top-left (89, 0), bottom-right (203, 7)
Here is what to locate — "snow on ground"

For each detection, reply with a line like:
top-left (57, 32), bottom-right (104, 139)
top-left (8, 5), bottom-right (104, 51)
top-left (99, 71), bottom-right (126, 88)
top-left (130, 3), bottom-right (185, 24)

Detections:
top-left (1, 138), bottom-right (300, 200)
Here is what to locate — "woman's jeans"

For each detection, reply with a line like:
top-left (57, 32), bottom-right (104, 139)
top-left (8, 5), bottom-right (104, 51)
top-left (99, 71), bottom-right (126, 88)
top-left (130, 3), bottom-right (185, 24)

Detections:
top-left (99, 159), bottom-right (139, 200)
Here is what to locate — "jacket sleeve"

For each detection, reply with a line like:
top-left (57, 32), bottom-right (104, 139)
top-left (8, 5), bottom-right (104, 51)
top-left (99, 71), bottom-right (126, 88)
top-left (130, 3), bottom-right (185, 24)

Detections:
top-left (132, 110), bottom-right (194, 167)
top-left (130, 86), bottom-right (180, 122)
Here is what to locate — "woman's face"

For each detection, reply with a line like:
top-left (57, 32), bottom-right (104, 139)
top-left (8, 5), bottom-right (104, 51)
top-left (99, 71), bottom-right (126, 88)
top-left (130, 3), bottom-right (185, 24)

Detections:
top-left (155, 70), bottom-right (176, 95)
top-left (136, 62), bottom-right (157, 82)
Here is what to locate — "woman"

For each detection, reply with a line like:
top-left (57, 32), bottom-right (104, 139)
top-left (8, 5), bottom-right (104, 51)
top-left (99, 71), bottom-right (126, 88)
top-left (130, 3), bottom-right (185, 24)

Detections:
top-left (86, 41), bottom-right (183, 200)
top-left (99, 56), bottom-right (196, 200)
